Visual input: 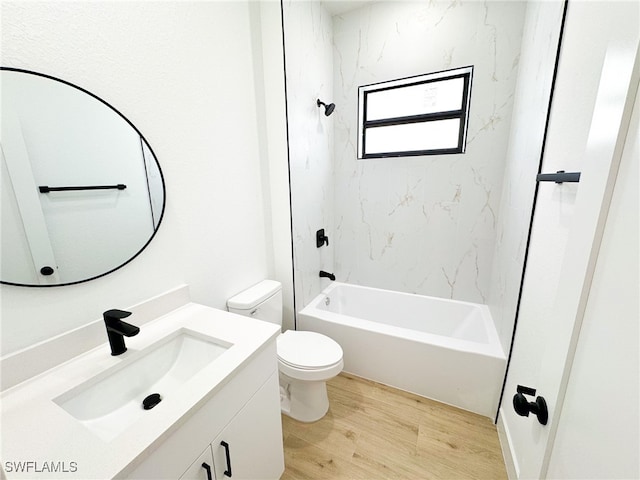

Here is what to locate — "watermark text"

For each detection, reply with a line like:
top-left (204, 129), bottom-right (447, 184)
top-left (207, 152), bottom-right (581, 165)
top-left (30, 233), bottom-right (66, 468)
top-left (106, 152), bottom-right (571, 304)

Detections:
top-left (3, 460), bottom-right (78, 473)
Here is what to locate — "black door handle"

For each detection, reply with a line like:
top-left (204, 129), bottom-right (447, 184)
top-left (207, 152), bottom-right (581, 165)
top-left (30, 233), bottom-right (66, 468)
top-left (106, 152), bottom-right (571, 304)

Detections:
top-left (513, 385), bottom-right (548, 425)
top-left (221, 440), bottom-right (232, 477)
top-left (201, 462), bottom-right (213, 480)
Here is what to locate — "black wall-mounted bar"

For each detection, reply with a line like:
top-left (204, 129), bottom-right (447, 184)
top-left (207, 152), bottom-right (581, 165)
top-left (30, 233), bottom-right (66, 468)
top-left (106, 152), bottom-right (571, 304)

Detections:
top-left (536, 171), bottom-right (580, 184)
top-left (38, 184), bottom-right (127, 193)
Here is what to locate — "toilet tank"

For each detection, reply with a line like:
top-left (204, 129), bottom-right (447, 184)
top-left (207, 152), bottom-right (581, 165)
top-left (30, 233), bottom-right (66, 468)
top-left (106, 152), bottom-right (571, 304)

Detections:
top-left (227, 280), bottom-right (283, 327)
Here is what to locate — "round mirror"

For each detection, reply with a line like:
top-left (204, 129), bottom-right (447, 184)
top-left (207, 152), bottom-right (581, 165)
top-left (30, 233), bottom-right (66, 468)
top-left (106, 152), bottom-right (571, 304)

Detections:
top-left (1, 68), bottom-right (166, 287)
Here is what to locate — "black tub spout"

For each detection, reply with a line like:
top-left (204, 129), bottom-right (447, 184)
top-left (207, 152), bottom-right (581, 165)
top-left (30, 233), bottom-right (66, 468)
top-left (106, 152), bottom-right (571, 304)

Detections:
top-left (319, 271), bottom-right (335, 281)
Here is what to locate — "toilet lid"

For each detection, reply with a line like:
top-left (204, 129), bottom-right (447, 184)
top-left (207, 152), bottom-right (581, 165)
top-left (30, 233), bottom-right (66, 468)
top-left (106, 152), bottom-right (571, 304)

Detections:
top-left (277, 330), bottom-right (343, 369)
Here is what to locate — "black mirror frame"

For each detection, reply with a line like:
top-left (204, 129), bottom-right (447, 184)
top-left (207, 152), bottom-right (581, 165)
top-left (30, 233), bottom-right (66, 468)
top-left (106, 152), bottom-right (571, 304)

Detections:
top-left (0, 66), bottom-right (167, 288)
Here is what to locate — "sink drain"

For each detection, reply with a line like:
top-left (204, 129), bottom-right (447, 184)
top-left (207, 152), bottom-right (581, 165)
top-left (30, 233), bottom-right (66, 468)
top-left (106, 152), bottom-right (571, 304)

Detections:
top-left (142, 393), bottom-right (162, 410)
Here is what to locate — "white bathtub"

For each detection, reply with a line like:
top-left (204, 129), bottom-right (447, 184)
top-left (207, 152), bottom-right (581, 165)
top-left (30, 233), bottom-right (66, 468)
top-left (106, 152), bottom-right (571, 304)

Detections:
top-left (298, 282), bottom-right (506, 417)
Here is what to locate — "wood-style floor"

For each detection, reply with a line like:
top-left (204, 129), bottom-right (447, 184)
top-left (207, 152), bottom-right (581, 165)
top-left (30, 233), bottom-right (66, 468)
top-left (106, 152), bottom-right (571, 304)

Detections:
top-left (281, 373), bottom-right (507, 479)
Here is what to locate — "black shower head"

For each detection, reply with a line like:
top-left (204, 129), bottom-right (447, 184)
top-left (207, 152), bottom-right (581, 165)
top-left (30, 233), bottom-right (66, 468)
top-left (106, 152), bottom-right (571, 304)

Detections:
top-left (317, 99), bottom-right (335, 116)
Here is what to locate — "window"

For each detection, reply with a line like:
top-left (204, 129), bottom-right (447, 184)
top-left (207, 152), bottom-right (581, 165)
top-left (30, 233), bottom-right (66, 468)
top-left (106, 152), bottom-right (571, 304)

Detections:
top-left (357, 66), bottom-right (473, 159)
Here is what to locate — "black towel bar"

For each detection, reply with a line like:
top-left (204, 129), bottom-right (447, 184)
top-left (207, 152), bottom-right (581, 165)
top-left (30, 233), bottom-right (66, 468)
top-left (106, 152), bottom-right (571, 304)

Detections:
top-left (39, 184), bottom-right (127, 193)
top-left (536, 171), bottom-right (580, 184)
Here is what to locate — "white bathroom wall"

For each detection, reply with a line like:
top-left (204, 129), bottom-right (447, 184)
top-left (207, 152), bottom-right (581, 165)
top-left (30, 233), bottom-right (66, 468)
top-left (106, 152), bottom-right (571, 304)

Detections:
top-left (488, 1), bottom-right (565, 353)
top-left (332, 1), bottom-right (526, 304)
top-left (0, 1), bottom-right (273, 355)
top-left (282, 0), bottom-right (335, 309)
top-left (249, 1), bottom-right (296, 332)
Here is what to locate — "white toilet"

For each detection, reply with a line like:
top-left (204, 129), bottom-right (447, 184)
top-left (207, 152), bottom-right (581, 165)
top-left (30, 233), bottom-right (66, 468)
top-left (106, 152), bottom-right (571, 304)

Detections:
top-left (227, 280), bottom-right (343, 422)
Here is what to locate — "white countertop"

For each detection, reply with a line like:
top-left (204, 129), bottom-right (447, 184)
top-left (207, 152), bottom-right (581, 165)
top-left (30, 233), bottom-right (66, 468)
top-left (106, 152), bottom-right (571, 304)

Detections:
top-left (0, 303), bottom-right (280, 479)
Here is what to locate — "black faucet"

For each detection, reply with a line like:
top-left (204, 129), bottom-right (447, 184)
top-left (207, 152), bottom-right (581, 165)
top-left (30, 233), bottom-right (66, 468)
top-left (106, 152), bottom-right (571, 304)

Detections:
top-left (319, 270), bottom-right (336, 281)
top-left (103, 309), bottom-right (139, 356)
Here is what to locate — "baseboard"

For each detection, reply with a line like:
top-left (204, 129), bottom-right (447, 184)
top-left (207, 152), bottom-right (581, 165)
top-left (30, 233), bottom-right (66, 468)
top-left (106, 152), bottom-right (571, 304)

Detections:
top-left (497, 407), bottom-right (519, 480)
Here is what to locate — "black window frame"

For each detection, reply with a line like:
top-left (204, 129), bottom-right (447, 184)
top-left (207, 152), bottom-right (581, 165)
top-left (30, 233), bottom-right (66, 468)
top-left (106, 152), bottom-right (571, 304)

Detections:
top-left (357, 66), bottom-right (474, 159)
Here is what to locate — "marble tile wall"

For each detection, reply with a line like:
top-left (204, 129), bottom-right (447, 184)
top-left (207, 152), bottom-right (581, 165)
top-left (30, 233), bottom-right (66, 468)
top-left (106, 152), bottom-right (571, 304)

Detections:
top-left (332, 1), bottom-right (526, 304)
top-left (282, 0), bottom-right (335, 309)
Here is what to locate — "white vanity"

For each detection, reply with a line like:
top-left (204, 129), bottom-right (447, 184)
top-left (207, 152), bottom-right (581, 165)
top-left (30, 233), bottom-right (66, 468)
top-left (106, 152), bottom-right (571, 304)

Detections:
top-left (0, 293), bottom-right (284, 479)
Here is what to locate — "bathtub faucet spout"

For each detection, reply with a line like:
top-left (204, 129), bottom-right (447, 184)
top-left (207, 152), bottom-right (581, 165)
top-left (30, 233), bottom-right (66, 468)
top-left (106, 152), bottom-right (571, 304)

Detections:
top-left (319, 270), bottom-right (336, 281)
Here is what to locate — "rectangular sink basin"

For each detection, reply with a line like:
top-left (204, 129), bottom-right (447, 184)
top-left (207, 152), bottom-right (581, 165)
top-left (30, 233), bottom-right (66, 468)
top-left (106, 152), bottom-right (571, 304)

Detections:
top-left (54, 329), bottom-right (231, 442)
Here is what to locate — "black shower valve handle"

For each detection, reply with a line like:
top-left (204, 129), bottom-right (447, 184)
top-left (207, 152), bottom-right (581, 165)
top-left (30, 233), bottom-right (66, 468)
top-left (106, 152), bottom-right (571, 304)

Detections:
top-left (316, 229), bottom-right (329, 248)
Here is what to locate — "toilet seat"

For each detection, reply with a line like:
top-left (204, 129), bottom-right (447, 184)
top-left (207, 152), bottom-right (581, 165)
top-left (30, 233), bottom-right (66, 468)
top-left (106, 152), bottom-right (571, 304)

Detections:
top-left (277, 330), bottom-right (343, 381)
top-left (278, 330), bottom-right (343, 368)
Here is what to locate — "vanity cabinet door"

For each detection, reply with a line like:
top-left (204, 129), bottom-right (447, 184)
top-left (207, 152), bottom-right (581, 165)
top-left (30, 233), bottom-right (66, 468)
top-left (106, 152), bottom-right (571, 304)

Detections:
top-left (179, 445), bottom-right (215, 480)
top-left (211, 372), bottom-right (284, 480)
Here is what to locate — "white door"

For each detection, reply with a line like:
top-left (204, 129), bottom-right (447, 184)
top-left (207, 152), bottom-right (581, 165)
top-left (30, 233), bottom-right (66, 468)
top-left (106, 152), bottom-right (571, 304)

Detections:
top-left (498, 2), bottom-right (639, 478)
top-left (1, 108), bottom-right (60, 284)
top-left (545, 67), bottom-right (639, 480)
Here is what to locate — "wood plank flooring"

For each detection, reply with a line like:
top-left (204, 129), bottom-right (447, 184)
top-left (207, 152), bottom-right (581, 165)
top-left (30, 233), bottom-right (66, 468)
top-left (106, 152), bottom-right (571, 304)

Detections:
top-left (281, 373), bottom-right (507, 480)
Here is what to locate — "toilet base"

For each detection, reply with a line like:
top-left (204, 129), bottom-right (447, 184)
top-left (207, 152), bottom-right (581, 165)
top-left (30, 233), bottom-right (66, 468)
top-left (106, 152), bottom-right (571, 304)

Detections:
top-left (279, 372), bottom-right (329, 422)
